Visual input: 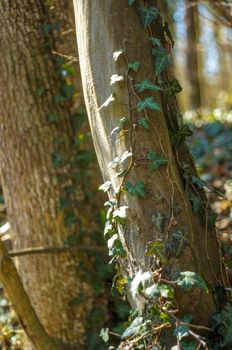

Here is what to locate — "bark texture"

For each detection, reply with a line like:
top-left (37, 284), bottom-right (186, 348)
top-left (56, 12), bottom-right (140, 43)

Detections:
top-left (185, 0), bottom-right (202, 109)
top-left (74, 1), bottom-right (226, 346)
top-left (0, 1), bottom-right (100, 349)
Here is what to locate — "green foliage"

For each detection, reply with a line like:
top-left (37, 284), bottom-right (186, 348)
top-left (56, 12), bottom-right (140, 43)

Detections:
top-left (212, 304), bottom-right (232, 347)
top-left (130, 270), bottom-right (152, 298)
top-left (52, 151), bottom-right (64, 167)
top-left (42, 23), bottom-right (60, 35)
top-left (99, 93), bottom-right (116, 110)
top-left (149, 37), bottom-right (161, 47)
top-left (128, 60), bottom-right (141, 72)
top-left (152, 46), bottom-right (171, 76)
top-left (64, 210), bottom-right (76, 228)
top-left (191, 175), bottom-right (206, 189)
top-left (172, 124), bottom-right (193, 146)
top-left (99, 181), bottom-right (112, 193)
top-left (148, 150), bottom-right (168, 170)
top-left (177, 271), bottom-right (208, 292)
top-left (190, 195), bottom-right (204, 214)
top-left (207, 211), bottom-right (217, 229)
top-left (135, 79), bottom-right (161, 93)
top-left (62, 84), bottom-right (75, 100)
top-left (138, 6), bottom-right (159, 28)
top-left (113, 206), bottom-right (128, 221)
top-left (110, 74), bottom-right (124, 85)
top-left (151, 211), bottom-right (165, 231)
top-left (124, 181), bottom-right (146, 198)
top-left (107, 234), bottom-right (127, 258)
top-left (162, 78), bottom-right (182, 97)
top-left (137, 97), bottom-right (160, 112)
top-left (99, 328), bottom-right (109, 343)
top-left (145, 241), bottom-right (166, 264)
top-left (113, 49), bottom-right (124, 61)
top-left (145, 283), bottom-right (174, 299)
top-left (138, 117), bottom-right (149, 129)
top-left (36, 87), bottom-right (46, 97)
top-left (167, 229), bottom-right (188, 258)
top-left (111, 117), bottom-right (128, 135)
top-left (122, 316), bottom-right (144, 339)
top-left (59, 197), bottom-right (71, 211)
top-left (128, 0), bottom-right (136, 5)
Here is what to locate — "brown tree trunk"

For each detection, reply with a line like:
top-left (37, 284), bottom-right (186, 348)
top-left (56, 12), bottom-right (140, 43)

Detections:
top-left (74, 1), bottom-right (226, 347)
top-left (185, 0), bottom-right (202, 109)
top-left (0, 1), bottom-right (102, 349)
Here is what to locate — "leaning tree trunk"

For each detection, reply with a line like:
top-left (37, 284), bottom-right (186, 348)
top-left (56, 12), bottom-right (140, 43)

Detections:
top-left (0, 1), bottom-right (102, 349)
top-left (185, 0), bottom-right (202, 109)
top-left (74, 1), bottom-right (226, 347)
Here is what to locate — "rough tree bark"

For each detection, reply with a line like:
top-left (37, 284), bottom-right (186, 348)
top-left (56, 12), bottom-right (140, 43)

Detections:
top-left (74, 1), bottom-right (226, 347)
top-left (185, 0), bottom-right (202, 109)
top-left (0, 1), bottom-right (102, 349)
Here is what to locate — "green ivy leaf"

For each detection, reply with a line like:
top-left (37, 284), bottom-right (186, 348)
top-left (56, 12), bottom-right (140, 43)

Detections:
top-left (107, 234), bottom-right (126, 258)
top-left (151, 211), bottom-right (165, 231)
top-left (190, 195), bottom-right (203, 214)
top-left (162, 78), bottom-right (182, 97)
top-left (135, 79), bottom-right (161, 93)
top-left (110, 74), bottom-right (124, 85)
top-left (177, 271), bottom-right (208, 292)
top-left (99, 328), bottom-right (109, 343)
top-left (137, 97), bottom-right (160, 112)
top-left (52, 151), bottom-right (64, 167)
top-left (149, 37), bottom-right (161, 47)
top-left (174, 323), bottom-right (189, 341)
top-left (148, 151), bottom-right (168, 170)
top-left (42, 23), bottom-right (61, 36)
top-left (172, 124), bottom-right (193, 146)
top-left (59, 197), bottom-right (71, 211)
top-left (138, 6), bottom-right (159, 28)
top-left (54, 95), bottom-right (66, 104)
top-left (146, 283), bottom-right (174, 299)
top-left (124, 181), bottom-right (146, 198)
top-left (207, 211), bottom-right (217, 229)
top-left (48, 114), bottom-right (60, 122)
top-left (62, 84), bottom-right (75, 100)
top-left (36, 87), bottom-right (46, 97)
top-left (99, 93), bottom-right (116, 110)
top-left (128, 61), bottom-right (141, 72)
top-left (145, 241), bottom-right (167, 264)
top-left (152, 46), bottom-right (171, 76)
top-left (113, 49), bottom-right (124, 61)
top-left (122, 316), bottom-right (144, 339)
top-left (113, 206), bottom-right (128, 220)
top-left (128, 0), bottom-right (136, 5)
top-left (217, 304), bottom-right (232, 347)
top-left (166, 229), bottom-right (188, 258)
top-left (99, 181), bottom-right (112, 192)
top-left (191, 176), bottom-right (206, 189)
top-left (130, 270), bottom-right (152, 298)
top-left (64, 211), bottom-right (76, 228)
top-left (138, 117), bottom-right (149, 129)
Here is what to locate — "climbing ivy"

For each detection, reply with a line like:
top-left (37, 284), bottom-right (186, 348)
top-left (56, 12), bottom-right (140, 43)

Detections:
top-left (97, 1), bottom-right (229, 349)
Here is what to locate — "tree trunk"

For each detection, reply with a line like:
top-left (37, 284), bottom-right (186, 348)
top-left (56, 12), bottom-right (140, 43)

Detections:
top-left (0, 1), bottom-right (102, 349)
top-left (185, 0), bottom-right (202, 109)
top-left (74, 1), bottom-right (226, 347)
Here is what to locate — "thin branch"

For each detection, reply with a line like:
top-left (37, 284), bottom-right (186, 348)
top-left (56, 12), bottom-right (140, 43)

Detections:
top-left (0, 239), bottom-right (62, 350)
top-left (8, 244), bottom-right (107, 257)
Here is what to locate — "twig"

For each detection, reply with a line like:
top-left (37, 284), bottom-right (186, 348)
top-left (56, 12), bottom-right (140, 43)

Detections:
top-left (8, 245), bottom-right (106, 257)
